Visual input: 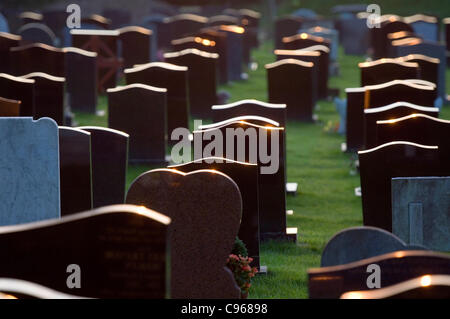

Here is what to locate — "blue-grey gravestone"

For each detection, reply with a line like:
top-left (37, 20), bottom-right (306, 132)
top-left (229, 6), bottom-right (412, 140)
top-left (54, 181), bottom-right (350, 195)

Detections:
top-left (392, 177), bottom-right (450, 252)
top-left (0, 117), bottom-right (60, 225)
top-left (0, 13), bottom-right (9, 33)
top-left (340, 17), bottom-right (369, 55)
top-left (321, 226), bottom-right (427, 267)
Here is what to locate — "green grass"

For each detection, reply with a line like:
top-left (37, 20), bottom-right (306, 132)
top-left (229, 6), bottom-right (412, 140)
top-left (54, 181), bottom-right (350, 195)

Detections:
top-left (74, 40), bottom-right (450, 299)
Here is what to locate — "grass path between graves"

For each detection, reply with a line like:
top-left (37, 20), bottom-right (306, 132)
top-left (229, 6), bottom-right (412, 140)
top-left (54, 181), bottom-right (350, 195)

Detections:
top-left (75, 42), bottom-right (450, 299)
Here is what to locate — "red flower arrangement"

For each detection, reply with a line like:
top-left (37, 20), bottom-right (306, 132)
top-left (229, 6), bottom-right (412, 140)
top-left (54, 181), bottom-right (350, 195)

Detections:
top-left (226, 254), bottom-right (258, 297)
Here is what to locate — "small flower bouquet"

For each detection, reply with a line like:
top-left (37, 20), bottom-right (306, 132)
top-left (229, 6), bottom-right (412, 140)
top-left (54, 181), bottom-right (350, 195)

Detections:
top-left (226, 254), bottom-right (258, 298)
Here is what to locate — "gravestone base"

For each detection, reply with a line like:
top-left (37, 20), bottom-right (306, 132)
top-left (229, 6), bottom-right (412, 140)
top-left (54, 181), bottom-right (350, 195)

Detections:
top-left (261, 228), bottom-right (297, 242)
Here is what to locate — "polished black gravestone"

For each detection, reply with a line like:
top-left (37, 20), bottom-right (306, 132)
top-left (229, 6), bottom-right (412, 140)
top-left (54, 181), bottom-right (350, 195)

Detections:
top-left (21, 72), bottom-right (65, 125)
top-left (371, 17), bottom-right (414, 59)
top-left (17, 23), bottom-right (56, 46)
top-left (77, 126), bottom-right (129, 208)
top-left (59, 127), bottom-right (93, 216)
top-left (358, 141), bottom-right (445, 232)
top-left (164, 48), bottom-right (218, 119)
top-left (194, 119), bottom-right (297, 242)
top-left (0, 32), bottom-right (21, 74)
top-left (0, 73), bottom-right (34, 116)
top-left (282, 33), bottom-right (331, 52)
top-left (364, 79), bottom-right (437, 109)
top-left (10, 43), bottom-right (65, 77)
top-left (107, 84), bottom-right (167, 164)
top-left (345, 87), bottom-right (365, 152)
top-left (359, 59), bottom-right (419, 87)
top-left (266, 59), bottom-right (316, 122)
top-left (64, 47), bottom-right (98, 114)
top-left (321, 226), bottom-right (427, 267)
top-left (275, 16), bottom-right (304, 49)
top-left (363, 102), bottom-right (439, 149)
top-left (126, 169), bottom-right (242, 299)
top-left (124, 62), bottom-right (189, 144)
top-left (169, 158), bottom-right (261, 270)
top-left (164, 14), bottom-right (208, 42)
top-left (117, 26), bottom-right (152, 69)
top-left (376, 113), bottom-right (450, 165)
top-left (308, 250), bottom-right (450, 299)
top-left (400, 54), bottom-right (439, 87)
top-left (0, 204), bottom-right (170, 298)
top-left (80, 14), bottom-right (111, 29)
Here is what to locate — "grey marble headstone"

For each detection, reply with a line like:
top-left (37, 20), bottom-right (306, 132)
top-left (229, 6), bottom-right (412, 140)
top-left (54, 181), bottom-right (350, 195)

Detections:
top-left (0, 13), bottom-right (9, 33)
top-left (0, 117), bottom-right (60, 225)
top-left (321, 226), bottom-right (427, 267)
top-left (392, 177), bottom-right (450, 252)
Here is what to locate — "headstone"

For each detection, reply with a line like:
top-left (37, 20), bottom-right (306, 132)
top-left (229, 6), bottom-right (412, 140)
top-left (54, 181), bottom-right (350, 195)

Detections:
top-left (169, 158), bottom-right (261, 270)
top-left (308, 250), bottom-right (450, 299)
top-left (363, 102), bottom-right (439, 149)
top-left (124, 62), bottom-right (189, 145)
top-left (18, 11), bottom-right (43, 25)
top-left (102, 8), bottom-right (132, 29)
top-left (392, 176), bottom-right (449, 251)
top-left (282, 33), bottom-right (331, 52)
top-left (0, 204), bottom-right (171, 298)
top-left (341, 274), bottom-right (450, 299)
top-left (77, 127), bottom-right (129, 208)
top-left (345, 87), bottom-right (366, 152)
top-left (0, 96), bottom-right (20, 116)
top-left (42, 10), bottom-right (68, 44)
top-left (21, 72), bottom-right (65, 126)
top-left (358, 141), bottom-right (445, 232)
top-left (107, 84), bottom-right (167, 164)
top-left (338, 16), bottom-right (369, 55)
top-left (0, 117), bottom-right (60, 225)
top-left (298, 45), bottom-right (330, 99)
top-left (266, 59), bottom-right (316, 122)
top-left (275, 16), bottom-right (304, 49)
top-left (392, 39), bottom-right (447, 103)
top-left (194, 118), bottom-right (297, 242)
top-left (59, 127), bottom-right (92, 216)
top-left (17, 23), bottom-right (56, 46)
top-left (0, 73), bottom-right (34, 116)
top-left (321, 226), bottom-right (427, 267)
top-left (404, 14), bottom-right (439, 41)
top-left (117, 26), bottom-right (152, 69)
top-left (0, 32), bottom-right (21, 74)
top-left (207, 15), bottom-right (240, 27)
top-left (81, 14), bottom-right (111, 30)
top-left (371, 17), bottom-right (414, 59)
top-left (298, 26), bottom-right (339, 62)
top-left (126, 169), bottom-right (242, 299)
top-left (64, 47), bottom-right (98, 114)
top-left (359, 59), bottom-right (419, 87)
top-left (376, 113), bottom-right (450, 164)
top-left (364, 79), bottom-right (437, 109)
top-left (140, 13), bottom-right (169, 54)
top-left (163, 14), bottom-right (208, 41)
top-left (400, 54), bottom-right (440, 87)
top-left (164, 48), bottom-right (218, 119)
top-left (71, 29), bottom-right (122, 93)
top-left (0, 13), bottom-right (9, 33)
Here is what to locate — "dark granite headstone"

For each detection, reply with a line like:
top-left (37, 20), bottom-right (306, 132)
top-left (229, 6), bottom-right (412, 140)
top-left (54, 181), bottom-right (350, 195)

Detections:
top-left (345, 87), bottom-right (365, 152)
top-left (298, 45), bottom-right (330, 99)
top-left (321, 226), bottom-right (427, 267)
top-left (169, 158), bottom-right (261, 270)
top-left (309, 250), bottom-right (450, 299)
top-left (71, 29), bottom-right (122, 93)
top-left (371, 17), bottom-right (414, 59)
top-left (164, 48), bottom-right (218, 119)
top-left (10, 43), bottom-right (65, 77)
top-left (194, 118), bottom-right (297, 242)
top-left (364, 79), bottom-right (437, 109)
top-left (339, 16), bottom-right (369, 55)
top-left (59, 127), bottom-right (93, 216)
top-left (404, 14), bottom-right (439, 42)
top-left (363, 102), bottom-right (439, 149)
top-left (266, 59), bottom-right (316, 122)
top-left (126, 169), bottom-right (241, 299)
top-left (124, 62), bottom-right (189, 145)
top-left (163, 14), bottom-right (208, 41)
top-left (81, 14), bottom-right (111, 30)
top-left (0, 32), bottom-right (21, 74)
top-left (21, 73), bottom-right (65, 126)
top-left (17, 23), bottom-right (56, 46)
top-left (0, 73), bottom-right (34, 116)
top-left (64, 47), bottom-right (98, 114)
top-left (282, 33), bottom-right (331, 51)
top-left (118, 26), bottom-right (152, 69)
top-left (107, 84), bottom-right (167, 164)
top-left (358, 141), bottom-right (446, 232)
top-left (400, 54), bottom-right (439, 87)
top-left (0, 96), bottom-right (20, 116)
top-left (0, 204), bottom-right (171, 298)
top-left (42, 10), bottom-right (68, 44)
top-left (341, 274), bottom-right (450, 299)
top-left (196, 28), bottom-right (229, 84)
top-left (77, 127), bottom-right (129, 208)
top-left (359, 59), bottom-right (419, 87)
top-left (275, 16), bottom-right (304, 49)
top-left (376, 113), bottom-right (450, 165)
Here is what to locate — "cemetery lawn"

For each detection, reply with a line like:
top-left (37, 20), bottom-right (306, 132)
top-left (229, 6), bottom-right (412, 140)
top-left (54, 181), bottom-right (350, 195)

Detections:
top-left (75, 42), bottom-right (450, 299)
